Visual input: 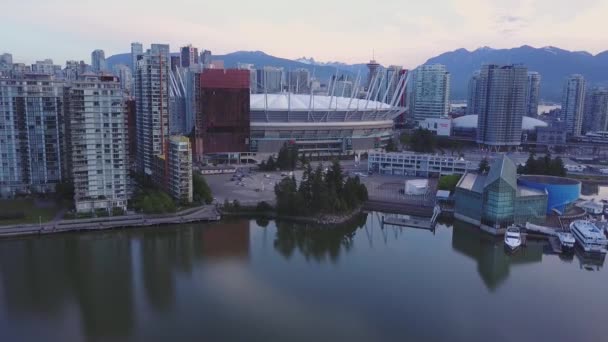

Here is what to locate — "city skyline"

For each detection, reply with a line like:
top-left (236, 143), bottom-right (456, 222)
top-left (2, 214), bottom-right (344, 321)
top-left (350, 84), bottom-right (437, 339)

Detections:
top-left (1, 0), bottom-right (607, 67)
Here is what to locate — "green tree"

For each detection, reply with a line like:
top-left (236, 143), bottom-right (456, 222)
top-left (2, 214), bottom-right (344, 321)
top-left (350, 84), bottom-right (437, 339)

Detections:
top-left (438, 174), bottom-right (462, 192)
top-left (55, 180), bottom-right (74, 202)
top-left (478, 158), bottom-right (490, 173)
top-left (385, 138), bottom-right (398, 152)
top-left (325, 160), bottom-right (344, 195)
top-left (192, 173), bottom-right (213, 204)
top-left (408, 128), bottom-right (436, 153)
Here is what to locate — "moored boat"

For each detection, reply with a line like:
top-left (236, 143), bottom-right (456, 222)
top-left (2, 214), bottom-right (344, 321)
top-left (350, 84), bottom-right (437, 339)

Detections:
top-left (504, 225), bottom-right (522, 252)
top-left (556, 231), bottom-right (575, 251)
top-left (570, 220), bottom-right (608, 254)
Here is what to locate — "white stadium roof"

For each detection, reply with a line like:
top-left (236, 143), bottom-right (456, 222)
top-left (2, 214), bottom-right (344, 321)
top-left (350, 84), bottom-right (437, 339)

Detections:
top-left (453, 115), bottom-right (548, 130)
top-left (250, 93), bottom-right (394, 111)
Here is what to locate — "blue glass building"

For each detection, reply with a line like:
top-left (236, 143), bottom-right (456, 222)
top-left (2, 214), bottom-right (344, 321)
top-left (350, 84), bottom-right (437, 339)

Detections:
top-left (454, 155), bottom-right (548, 235)
top-left (517, 175), bottom-right (581, 214)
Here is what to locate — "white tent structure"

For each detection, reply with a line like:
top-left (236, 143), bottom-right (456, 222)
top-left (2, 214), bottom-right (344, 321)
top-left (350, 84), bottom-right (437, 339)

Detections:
top-left (405, 179), bottom-right (428, 195)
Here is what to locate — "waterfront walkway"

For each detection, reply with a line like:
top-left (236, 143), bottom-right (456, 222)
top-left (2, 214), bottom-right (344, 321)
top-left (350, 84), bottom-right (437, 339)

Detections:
top-left (0, 205), bottom-right (221, 239)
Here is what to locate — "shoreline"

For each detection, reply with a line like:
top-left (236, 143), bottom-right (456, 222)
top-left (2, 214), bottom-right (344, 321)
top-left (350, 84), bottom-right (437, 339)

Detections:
top-left (221, 206), bottom-right (364, 226)
top-left (0, 205), bottom-right (221, 239)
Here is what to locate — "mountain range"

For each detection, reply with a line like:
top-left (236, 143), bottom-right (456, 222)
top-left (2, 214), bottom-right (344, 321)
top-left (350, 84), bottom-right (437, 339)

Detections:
top-left (107, 45), bottom-right (608, 101)
top-left (106, 51), bottom-right (361, 83)
top-left (425, 45), bottom-right (608, 102)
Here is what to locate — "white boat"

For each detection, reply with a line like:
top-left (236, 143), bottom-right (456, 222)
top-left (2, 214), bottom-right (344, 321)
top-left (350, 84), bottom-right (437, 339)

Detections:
top-left (556, 232), bottom-right (575, 250)
top-left (570, 220), bottom-right (608, 254)
top-left (504, 226), bottom-right (522, 251)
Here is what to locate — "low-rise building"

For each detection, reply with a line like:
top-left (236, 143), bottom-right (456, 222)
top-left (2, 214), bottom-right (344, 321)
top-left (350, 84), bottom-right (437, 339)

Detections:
top-left (419, 118), bottom-right (452, 136)
top-left (454, 155), bottom-right (548, 235)
top-left (368, 152), bottom-right (475, 177)
top-left (536, 124), bottom-right (567, 146)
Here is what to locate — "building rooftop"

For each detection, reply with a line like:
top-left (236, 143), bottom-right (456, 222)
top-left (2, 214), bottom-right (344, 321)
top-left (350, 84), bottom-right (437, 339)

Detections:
top-left (453, 115), bottom-right (548, 130)
top-left (456, 172), bottom-right (486, 194)
top-left (517, 185), bottom-right (547, 197)
top-left (485, 155), bottom-right (518, 190)
top-left (250, 93), bottom-right (395, 111)
top-left (457, 156), bottom-right (547, 198)
top-left (170, 136), bottom-right (191, 143)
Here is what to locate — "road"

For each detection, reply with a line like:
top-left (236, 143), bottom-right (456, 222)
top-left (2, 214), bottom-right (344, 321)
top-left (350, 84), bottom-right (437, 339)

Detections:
top-left (0, 205), bottom-right (221, 238)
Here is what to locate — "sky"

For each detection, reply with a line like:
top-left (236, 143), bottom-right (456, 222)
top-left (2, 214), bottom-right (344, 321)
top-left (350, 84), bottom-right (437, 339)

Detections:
top-left (1, 0), bottom-right (607, 68)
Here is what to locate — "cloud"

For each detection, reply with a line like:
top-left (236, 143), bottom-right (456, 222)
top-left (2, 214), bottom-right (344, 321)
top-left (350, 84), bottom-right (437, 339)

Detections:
top-left (0, 0), bottom-right (606, 68)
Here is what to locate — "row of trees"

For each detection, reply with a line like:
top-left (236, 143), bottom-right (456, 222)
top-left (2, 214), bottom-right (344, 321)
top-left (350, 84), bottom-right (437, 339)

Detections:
top-left (274, 160), bottom-right (368, 217)
top-left (259, 143), bottom-right (300, 171)
top-left (400, 128), bottom-right (436, 153)
top-left (518, 153), bottom-right (566, 177)
top-left (131, 172), bottom-right (214, 214)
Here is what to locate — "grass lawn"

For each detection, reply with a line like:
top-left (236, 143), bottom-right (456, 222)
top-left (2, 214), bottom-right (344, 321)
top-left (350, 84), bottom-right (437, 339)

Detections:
top-left (0, 199), bottom-right (61, 226)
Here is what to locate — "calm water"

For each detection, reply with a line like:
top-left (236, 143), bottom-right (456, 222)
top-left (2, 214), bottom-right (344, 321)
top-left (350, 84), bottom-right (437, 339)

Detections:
top-left (0, 214), bottom-right (607, 342)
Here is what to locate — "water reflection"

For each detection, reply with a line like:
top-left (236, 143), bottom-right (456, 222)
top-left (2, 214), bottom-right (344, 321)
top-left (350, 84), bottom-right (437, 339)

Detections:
top-left (273, 214), bottom-right (367, 263)
top-left (201, 220), bottom-right (250, 261)
top-left (0, 234), bottom-right (135, 340)
top-left (574, 248), bottom-right (606, 271)
top-left (1, 214), bottom-right (607, 342)
top-left (451, 221), bottom-right (544, 291)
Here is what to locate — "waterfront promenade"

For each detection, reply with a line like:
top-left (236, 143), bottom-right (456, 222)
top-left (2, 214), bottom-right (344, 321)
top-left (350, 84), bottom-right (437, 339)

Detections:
top-left (0, 205), bottom-right (221, 239)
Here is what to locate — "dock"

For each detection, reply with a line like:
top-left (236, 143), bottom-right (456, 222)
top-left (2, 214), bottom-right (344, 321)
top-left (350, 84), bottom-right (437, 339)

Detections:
top-left (380, 206), bottom-right (441, 231)
top-left (548, 236), bottom-right (563, 254)
top-left (381, 215), bottom-right (434, 231)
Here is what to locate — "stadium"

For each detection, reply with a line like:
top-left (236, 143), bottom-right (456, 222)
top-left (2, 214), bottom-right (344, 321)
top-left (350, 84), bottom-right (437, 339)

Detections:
top-left (248, 92), bottom-right (406, 156)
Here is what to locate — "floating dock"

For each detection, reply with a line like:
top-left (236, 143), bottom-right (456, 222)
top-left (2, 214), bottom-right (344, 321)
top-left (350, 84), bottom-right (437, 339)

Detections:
top-left (381, 215), bottom-right (434, 231)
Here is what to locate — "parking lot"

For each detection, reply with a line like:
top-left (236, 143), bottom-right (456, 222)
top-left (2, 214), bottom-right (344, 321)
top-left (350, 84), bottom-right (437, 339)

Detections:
top-left (361, 174), bottom-right (438, 207)
top-left (205, 168), bottom-right (304, 206)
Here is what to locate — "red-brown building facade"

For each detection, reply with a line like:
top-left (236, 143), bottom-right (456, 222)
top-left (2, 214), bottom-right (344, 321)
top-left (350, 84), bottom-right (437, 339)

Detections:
top-left (194, 69), bottom-right (250, 161)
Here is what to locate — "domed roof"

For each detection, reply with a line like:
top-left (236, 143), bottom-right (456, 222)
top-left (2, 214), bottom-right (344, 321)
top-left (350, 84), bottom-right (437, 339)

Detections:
top-left (452, 115), bottom-right (548, 130)
top-left (250, 93), bottom-right (393, 111)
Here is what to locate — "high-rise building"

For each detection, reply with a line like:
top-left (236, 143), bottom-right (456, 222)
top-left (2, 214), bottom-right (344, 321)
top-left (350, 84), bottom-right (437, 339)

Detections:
top-left (168, 136), bottom-right (192, 203)
top-left (237, 63), bottom-right (257, 93)
top-left (0, 75), bottom-right (64, 197)
top-left (476, 64), bottom-right (528, 147)
top-left (467, 71), bottom-right (481, 115)
top-left (124, 98), bottom-right (137, 170)
top-left (410, 64), bottom-right (450, 123)
top-left (153, 136), bottom-right (192, 203)
top-left (130, 42), bottom-right (143, 72)
top-left (525, 72), bottom-right (541, 117)
top-left (180, 45), bottom-right (199, 68)
top-left (382, 66), bottom-right (405, 105)
top-left (194, 69), bottom-right (250, 161)
top-left (561, 74), bottom-right (586, 137)
top-left (91, 49), bottom-right (106, 72)
top-left (0, 53), bottom-right (12, 74)
top-left (583, 88), bottom-right (608, 133)
top-left (31, 59), bottom-right (61, 75)
top-left (111, 64), bottom-right (133, 91)
top-left (169, 68), bottom-right (188, 135)
top-left (64, 75), bottom-right (128, 213)
top-left (256, 67), bottom-right (283, 93)
top-left (63, 60), bottom-right (90, 81)
top-left (287, 69), bottom-right (310, 94)
top-left (333, 80), bottom-right (354, 98)
top-left (366, 60), bottom-right (381, 91)
top-left (134, 44), bottom-right (171, 175)
top-left (170, 56), bottom-right (181, 71)
top-left (200, 50), bottom-right (212, 67)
